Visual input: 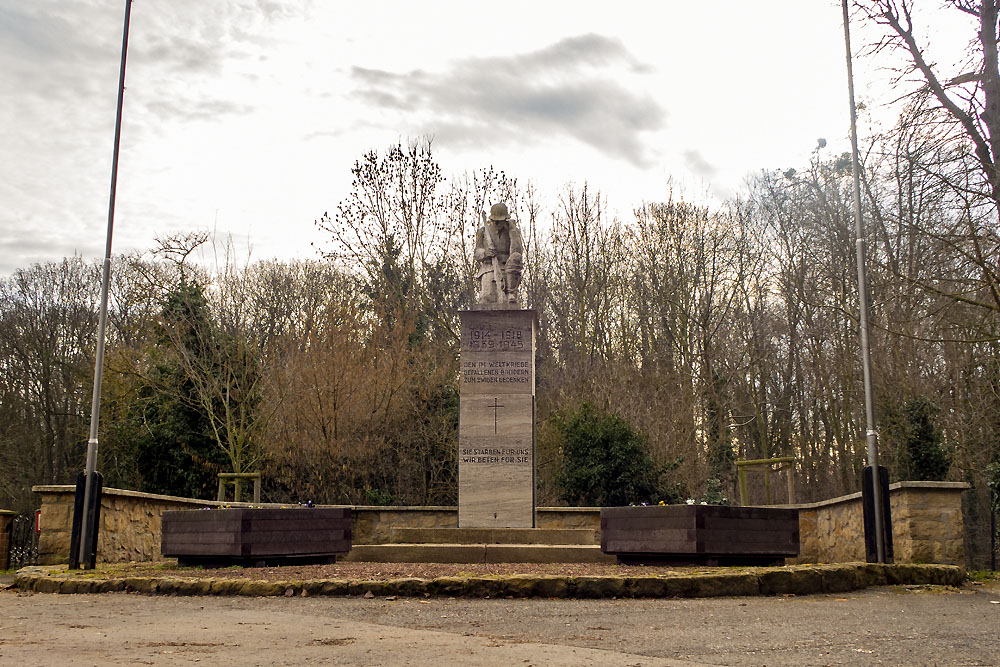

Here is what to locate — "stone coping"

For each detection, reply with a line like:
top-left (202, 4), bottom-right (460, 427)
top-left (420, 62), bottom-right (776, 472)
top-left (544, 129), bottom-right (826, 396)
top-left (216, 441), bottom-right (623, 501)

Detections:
top-left (35, 481), bottom-right (969, 514)
top-left (774, 481), bottom-right (971, 511)
top-left (13, 562), bottom-right (965, 599)
top-left (32, 486), bottom-right (235, 506)
top-left (31, 486), bottom-right (600, 514)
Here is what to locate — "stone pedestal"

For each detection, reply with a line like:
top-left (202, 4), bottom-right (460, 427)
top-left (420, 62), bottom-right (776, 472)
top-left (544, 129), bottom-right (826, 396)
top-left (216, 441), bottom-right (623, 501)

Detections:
top-left (458, 309), bottom-right (536, 527)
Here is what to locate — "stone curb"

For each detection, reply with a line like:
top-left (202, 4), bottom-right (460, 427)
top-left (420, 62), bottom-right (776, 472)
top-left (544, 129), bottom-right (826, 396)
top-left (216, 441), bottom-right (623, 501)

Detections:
top-left (13, 563), bottom-right (965, 599)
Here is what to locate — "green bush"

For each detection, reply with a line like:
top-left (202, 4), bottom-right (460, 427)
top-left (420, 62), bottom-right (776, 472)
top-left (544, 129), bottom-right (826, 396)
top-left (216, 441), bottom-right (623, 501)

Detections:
top-left (898, 398), bottom-right (951, 481)
top-left (553, 402), bottom-right (681, 507)
top-left (986, 461), bottom-right (1000, 513)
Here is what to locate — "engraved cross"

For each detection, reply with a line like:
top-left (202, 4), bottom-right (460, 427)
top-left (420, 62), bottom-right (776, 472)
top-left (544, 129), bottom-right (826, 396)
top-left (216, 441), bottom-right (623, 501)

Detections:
top-left (491, 397), bottom-right (505, 434)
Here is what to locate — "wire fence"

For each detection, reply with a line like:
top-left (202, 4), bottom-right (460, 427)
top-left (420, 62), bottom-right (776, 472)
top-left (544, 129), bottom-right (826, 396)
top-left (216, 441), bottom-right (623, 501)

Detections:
top-left (963, 484), bottom-right (998, 571)
top-left (6, 513), bottom-right (39, 569)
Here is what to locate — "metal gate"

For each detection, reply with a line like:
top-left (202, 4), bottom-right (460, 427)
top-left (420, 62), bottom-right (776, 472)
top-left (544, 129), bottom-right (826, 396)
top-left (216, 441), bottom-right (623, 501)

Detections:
top-left (7, 513), bottom-right (39, 569)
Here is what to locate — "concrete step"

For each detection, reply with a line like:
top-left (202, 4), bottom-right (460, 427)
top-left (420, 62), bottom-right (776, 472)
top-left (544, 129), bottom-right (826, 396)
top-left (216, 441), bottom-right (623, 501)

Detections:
top-left (343, 544), bottom-right (616, 564)
top-left (388, 527), bottom-right (596, 545)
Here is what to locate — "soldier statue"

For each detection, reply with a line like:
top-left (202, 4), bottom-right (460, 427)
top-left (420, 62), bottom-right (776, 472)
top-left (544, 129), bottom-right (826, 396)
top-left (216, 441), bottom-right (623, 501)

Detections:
top-left (475, 203), bottom-right (523, 308)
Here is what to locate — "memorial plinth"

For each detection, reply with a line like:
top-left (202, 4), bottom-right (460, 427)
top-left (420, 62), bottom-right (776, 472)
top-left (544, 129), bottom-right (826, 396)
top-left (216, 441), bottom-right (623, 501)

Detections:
top-left (458, 309), bottom-right (537, 527)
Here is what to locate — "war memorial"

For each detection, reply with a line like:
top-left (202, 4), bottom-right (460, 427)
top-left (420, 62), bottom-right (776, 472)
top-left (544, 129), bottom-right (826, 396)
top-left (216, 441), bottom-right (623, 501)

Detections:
top-left (458, 202), bottom-right (538, 528)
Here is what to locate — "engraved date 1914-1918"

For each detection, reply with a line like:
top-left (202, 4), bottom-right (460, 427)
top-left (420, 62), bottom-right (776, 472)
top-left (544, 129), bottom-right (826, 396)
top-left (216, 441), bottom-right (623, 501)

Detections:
top-left (467, 326), bottom-right (525, 351)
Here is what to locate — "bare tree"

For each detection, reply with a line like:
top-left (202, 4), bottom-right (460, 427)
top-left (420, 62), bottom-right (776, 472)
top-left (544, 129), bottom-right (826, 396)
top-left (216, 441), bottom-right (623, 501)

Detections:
top-left (0, 258), bottom-right (98, 509)
top-left (858, 0), bottom-right (1000, 313)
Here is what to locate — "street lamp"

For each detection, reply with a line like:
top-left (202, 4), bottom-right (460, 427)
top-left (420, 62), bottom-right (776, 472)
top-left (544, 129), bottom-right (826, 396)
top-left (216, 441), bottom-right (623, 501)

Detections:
top-left (841, 0), bottom-right (887, 563)
top-left (73, 0), bottom-right (133, 569)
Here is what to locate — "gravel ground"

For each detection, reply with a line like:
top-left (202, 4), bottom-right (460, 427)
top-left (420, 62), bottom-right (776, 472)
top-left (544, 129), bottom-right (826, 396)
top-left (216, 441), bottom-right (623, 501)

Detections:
top-left (2, 580), bottom-right (999, 666)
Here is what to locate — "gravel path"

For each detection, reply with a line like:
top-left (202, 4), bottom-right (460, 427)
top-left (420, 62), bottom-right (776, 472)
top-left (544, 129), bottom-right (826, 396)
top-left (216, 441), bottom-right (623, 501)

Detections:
top-left (3, 581), bottom-right (999, 666)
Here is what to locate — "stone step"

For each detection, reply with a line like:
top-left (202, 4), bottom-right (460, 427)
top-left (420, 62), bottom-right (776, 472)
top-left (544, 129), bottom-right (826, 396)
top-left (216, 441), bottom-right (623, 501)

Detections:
top-left (343, 544), bottom-right (616, 564)
top-left (388, 527), bottom-right (596, 545)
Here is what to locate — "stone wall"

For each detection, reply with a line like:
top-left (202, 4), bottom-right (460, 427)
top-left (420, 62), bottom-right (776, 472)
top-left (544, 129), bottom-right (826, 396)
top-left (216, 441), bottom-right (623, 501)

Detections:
top-left (890, 482), bottom-right (968, 564)
top-left (33, 486), bottom-right (230, 565)
top-left (33, 482), bottom-right (968, 566)
top-left (32, 485), bottom-right (603, 565)
top-left (793, 481), bottom-right (969, 566)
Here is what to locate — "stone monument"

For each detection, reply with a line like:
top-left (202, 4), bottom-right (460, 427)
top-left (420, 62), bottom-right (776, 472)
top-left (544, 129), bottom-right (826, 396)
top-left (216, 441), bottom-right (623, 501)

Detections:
top-left (458, 203), bottom-right (536, 527)
top-left (474, 203), bottom-right (523, 308)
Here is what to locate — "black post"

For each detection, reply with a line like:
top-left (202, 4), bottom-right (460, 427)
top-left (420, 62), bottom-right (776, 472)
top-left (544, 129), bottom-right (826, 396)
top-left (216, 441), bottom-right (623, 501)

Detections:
top-left (862, 465), bottom-right (893, 563)
top-left (69, 471), bottom-right (103, 569)
top-left (68, 472), bottom-right (85, 569)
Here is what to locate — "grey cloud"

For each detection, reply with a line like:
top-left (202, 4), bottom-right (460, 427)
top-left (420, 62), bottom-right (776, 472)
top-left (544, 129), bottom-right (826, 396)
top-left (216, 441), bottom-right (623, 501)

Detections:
top-left (498, 33), bottom-right (636, 74)
top-left (416, 121), bottom-right (489, 149)
top-left (356, 90), bottom-right (413, 110)
top-left (352, 66), bottom-right (418, 84)
top-left (683, 149), bottom-right (718, 178)
top-left (350, 34), bottom-right (666, 167)
top-left (0, 236), bottom-right (75, 256)
top-left (253, 0), bottom-right (298, 21)
top-left (0, 6), bottom-right (114, 103)
top-left (140, 34), bottom-right (226, 75)
top-left (0, 7), bottom-right (89, 61)
top-left (0, 1), bottom-right (302, 276)
top-left (133, 1), bottom-right (301, 76)
top-left (0, 226), bottom-right (101, 276)
top-left (143, 98), bottom-right (255, 123)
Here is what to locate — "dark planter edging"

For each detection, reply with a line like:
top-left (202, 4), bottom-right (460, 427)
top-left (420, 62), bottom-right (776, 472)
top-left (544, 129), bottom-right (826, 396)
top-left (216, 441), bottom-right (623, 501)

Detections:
top-left (601, 505), bottom-right (800, 565)
top-left (161, 507), bottom-right (352, 565)
top-left (14, 563), bottom-right (964, 599)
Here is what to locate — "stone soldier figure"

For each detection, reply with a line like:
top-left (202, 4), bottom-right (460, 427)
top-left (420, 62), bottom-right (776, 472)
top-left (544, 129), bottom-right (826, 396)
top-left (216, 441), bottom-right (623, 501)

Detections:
top-left (475, 202), bottom-right (523, 307)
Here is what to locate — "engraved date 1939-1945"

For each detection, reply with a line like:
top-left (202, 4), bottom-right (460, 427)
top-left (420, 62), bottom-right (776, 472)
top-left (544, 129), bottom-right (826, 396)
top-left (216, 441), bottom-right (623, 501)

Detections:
top-left (467, 326), bottom-right (525, 350)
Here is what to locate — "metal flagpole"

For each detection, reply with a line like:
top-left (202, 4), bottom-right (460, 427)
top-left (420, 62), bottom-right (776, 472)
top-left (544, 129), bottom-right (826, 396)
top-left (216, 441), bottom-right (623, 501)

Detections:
top-left (76, 0), bottom-right (133, 569)
top-left (841, 0), bottom-right (885, 562)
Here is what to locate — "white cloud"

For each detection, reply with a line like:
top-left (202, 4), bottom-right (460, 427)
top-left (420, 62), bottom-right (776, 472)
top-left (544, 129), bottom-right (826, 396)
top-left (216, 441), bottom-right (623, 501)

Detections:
top-left (0, 0), bottom-right (981, 275)
top-left (349, 34), bottom-right (666, 168)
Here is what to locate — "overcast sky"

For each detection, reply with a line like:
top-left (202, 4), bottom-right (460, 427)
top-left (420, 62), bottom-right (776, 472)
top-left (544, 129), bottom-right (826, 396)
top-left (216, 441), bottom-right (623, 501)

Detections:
top-left (0, 1), bottom-right (978, 274)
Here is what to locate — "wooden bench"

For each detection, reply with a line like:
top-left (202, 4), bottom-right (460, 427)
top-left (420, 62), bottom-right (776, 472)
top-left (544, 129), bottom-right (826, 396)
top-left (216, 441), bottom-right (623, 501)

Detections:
top-left (601, 505), bottom-right (799, 566)
top-left (161, 507), bottom-right (352, 567)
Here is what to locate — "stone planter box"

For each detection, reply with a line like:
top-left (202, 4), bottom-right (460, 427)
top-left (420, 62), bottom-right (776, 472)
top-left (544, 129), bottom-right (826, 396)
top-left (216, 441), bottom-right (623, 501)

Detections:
top-left (161, 507), bottom-right (352, 566)
top-left (601, 505), bottom-right (799, 565)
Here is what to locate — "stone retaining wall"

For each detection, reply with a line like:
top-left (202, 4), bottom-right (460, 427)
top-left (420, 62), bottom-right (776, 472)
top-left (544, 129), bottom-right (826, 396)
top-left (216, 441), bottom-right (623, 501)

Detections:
top-left (14, 562), bottom-right (967, 598)
top-left (33, 486), bottom-right (228, 565)
top-left (31, 485), bottom-right (602, 565)
top-left (793, 481), bottom-right (969, 566)
top-left (33, 481), bottom-right (968, 566)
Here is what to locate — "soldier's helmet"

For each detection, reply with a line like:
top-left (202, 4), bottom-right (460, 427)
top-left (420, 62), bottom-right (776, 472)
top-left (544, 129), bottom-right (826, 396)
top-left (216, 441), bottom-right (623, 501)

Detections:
top-left (489, 203), bottom-right (510, 221)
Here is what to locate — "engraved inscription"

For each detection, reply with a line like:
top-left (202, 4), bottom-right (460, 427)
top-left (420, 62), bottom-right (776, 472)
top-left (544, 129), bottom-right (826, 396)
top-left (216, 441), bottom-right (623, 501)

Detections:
top-left (466, 325), bottom-right (526, 351)
top-left (461, 360), bottom-right (531, 385)
top-left (459, 446), bottom-right (531, 464)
